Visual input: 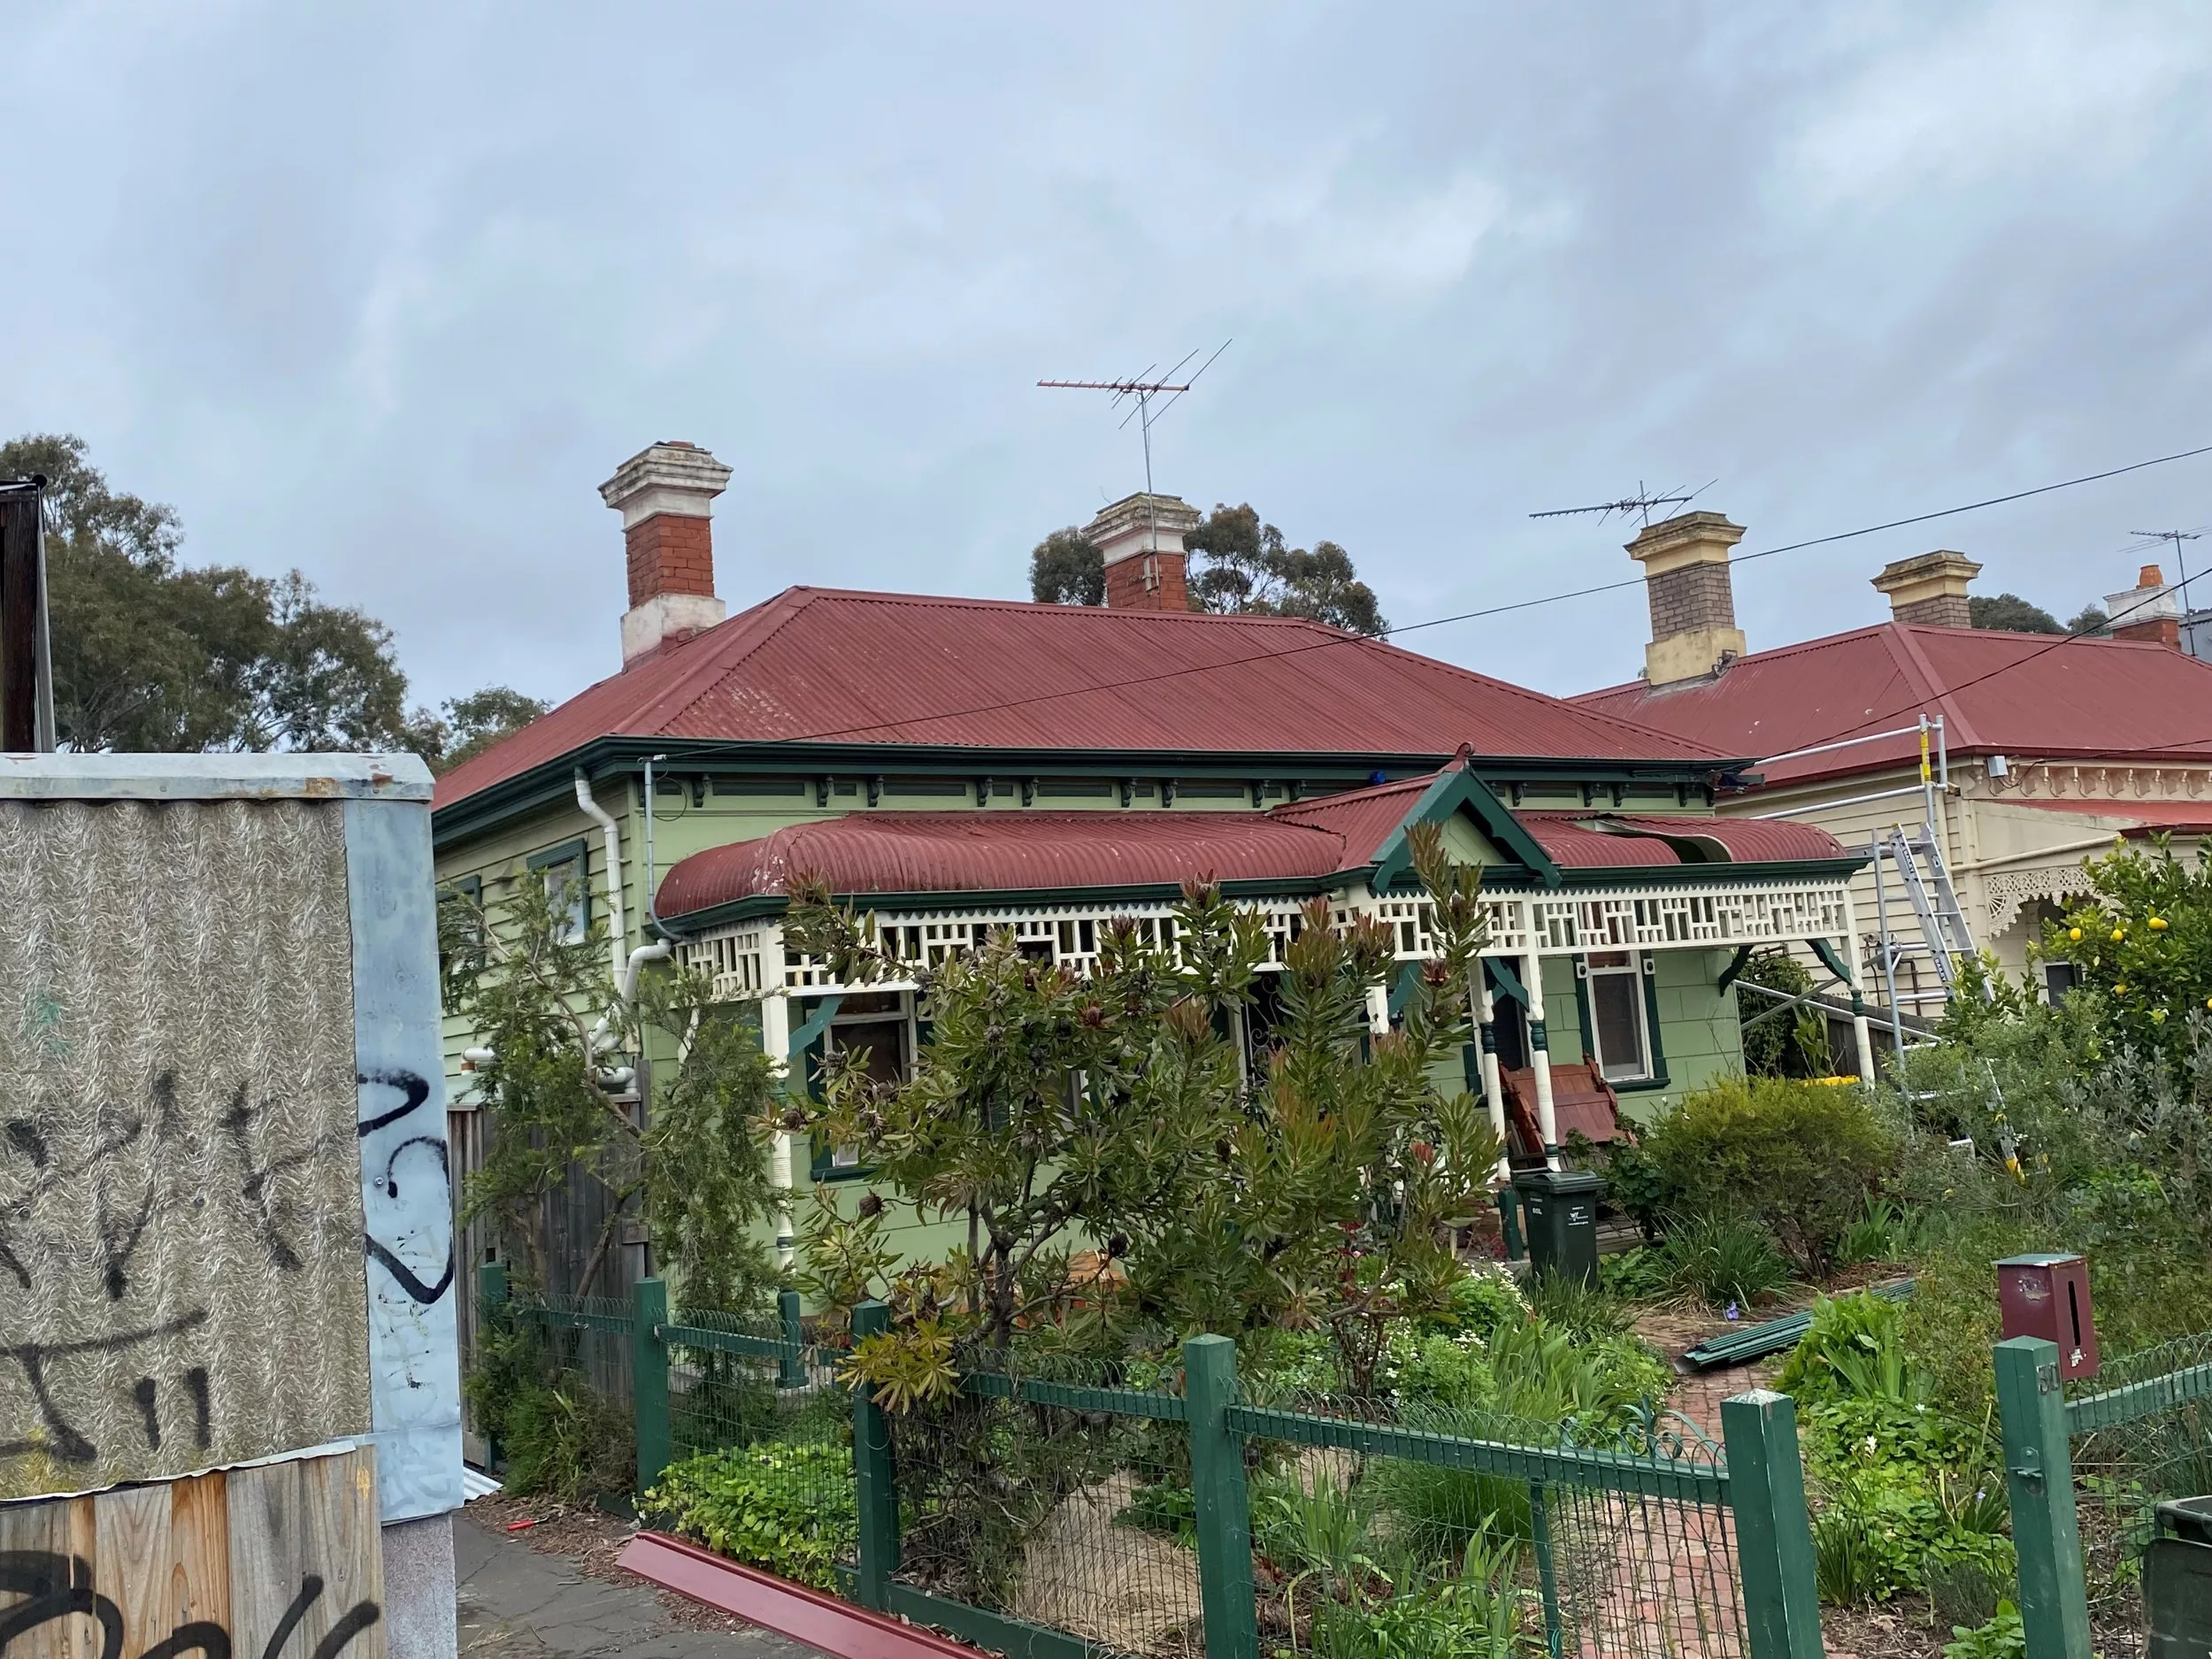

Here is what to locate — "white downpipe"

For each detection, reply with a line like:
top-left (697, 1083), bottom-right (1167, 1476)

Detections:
top-left (1525, 952), bottom-right (1560, 1170)
top-left (762, 992), bottom-right (797, 1268)
top-left (1474, 973), bottom-right (1510, 1184)
top-left (573, 771), bottom-right (627, 985)
top-left (1839, 887), bottom-right (1878, 1085)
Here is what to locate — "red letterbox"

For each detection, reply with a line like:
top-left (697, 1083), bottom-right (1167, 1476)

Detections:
top-left (1996, 1252), bottom-right (2100, 1379)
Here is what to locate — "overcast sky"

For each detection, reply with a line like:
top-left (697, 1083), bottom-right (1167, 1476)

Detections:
top-left (7, 2), bottom-right (2211, 714)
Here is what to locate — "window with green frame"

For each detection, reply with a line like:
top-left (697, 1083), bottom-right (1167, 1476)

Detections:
top-left (1575, 950), bottom-right (1668, 1090)
top-left (804, 990), bottom-right (914, 1179)
top-left (526, 838), bottom-right (590, 944)
top-left (437, 873), bottom-right (485, 979)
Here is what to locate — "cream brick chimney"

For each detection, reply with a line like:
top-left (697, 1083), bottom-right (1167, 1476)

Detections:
top-left (1086, 492), bottom-right (1202, 611)
top-left (1627, 511), bottom-right (1747, 686)
top-left (1872, 551), bottom-right (1981, 626)
top-left (2107, 563), bottom-right (2182, 648)
top-left (600, 441), bottom-right (733, 667)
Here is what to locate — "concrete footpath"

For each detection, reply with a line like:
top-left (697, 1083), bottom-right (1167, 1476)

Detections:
top-left (456, 1507), bottom-right (828, 1659)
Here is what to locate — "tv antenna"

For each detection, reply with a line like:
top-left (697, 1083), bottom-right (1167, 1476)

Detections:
top-left (2130, 527), bottom-right (2204, 657)
top-left (1530, 479), bottom-right (1714, 527)
top-left (1040, 340), bottom-right (1232, 552)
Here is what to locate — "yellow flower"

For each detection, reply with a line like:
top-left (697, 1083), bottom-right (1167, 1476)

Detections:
top-left (2150, 916), bottom-right (2169, 931)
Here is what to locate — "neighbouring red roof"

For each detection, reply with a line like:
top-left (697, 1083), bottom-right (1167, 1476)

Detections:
top-left (1573, 624), bottom-right (2212, 788)
top-left (2005, 800), bottom-right (2212, 836)
top-left (437, 588), bottom-right (1732, 812)
top-left (654, 791), bottom-right (1854, 920)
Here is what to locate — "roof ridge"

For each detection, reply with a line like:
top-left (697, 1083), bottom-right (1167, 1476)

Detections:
top-left (1882, 622), bottom-right (1983, 749)
top-left (787, 585), bottom-right (1354, 630)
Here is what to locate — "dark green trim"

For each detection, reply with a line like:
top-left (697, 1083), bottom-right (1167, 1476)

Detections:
top-left (1370, 762), bottom-right (1563, 891)
top-left (1716, 943), bottom-right (1755, 994)
top-left (1809, 938), bottom-right (1852, 986)
top-left (659, 1322), bottom-right (809, 1363)
top-left (1386, 958), bottom-right (1424, 1019)
top-left (1221, 1404), bottom-right (1726, 1502)
top-left (526, 834), bottom-right (590, 872)
top-left (1571, 949), bottom-right (1670, 1092)
top-left (432, 733), bottom-right (1754, 849)
top-left (2067, 1358), bottom-right (2212, 1434)
top-left (884, 1586), bottom-right (1113, 1659)
top-left (1486, 957), bottom-right (1531, 1010)
top-left (958, 1370), bottom-right (1189, 1421)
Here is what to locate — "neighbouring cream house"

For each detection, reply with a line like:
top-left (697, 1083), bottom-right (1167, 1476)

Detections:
top-left (1576, 515), bottom-right (2212, 1023)
top-left (434, 445), bottom-right (1879, 1295)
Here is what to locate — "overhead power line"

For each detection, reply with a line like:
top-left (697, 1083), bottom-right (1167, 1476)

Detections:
top-left (771, 438), bottom-right (2212, 748)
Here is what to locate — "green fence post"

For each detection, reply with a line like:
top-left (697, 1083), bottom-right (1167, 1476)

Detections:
top-left (1722, 1389), bottom-right (1824, 1659)
top-left (1995, 1337), bottom-right (2093, 1659)
top-left (1496, 1187), bottom-right (1525, 1263)
top-left (1529, 1479), bottom-right (1564, 1659)
top-left (477, 1260), bottom-right (510, 1469)
top-left (778, 1287), bottom-right (806, 1390)
top-left (1183, 1333), bottom-right (1259, 1659)
top-left (850, 1300), bottom-right (900, 1612)
top-left (633, 1276), bottom-right (672, 1495)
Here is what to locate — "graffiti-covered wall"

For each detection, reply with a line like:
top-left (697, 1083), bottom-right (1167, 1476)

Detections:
top-left (0, 755), bottom-right (461, 1532)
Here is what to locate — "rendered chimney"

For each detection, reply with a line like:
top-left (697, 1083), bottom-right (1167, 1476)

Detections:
top-left (1085, 491), bottom-right (1202, 611)
top-left (1872, 551), bottom-right (1982, 627)
top-left (2107, 563), bottom-right (2182, 648)
top-left (599, 441), bottom-right (734, 666)
top-left (1627, 511), bottom-right (1748, 686)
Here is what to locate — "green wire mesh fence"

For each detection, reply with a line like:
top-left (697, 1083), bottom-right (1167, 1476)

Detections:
top-left (1230, 1386), bottom-right (1747, 1659)
top-left (886, 1347), bottom-right (1207, 1658)
top-left (2064, 1329), bottom-right (2212, 1659)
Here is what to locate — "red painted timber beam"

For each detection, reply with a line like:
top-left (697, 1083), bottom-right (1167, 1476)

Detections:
top-left (618, 1532), bottom-right (983, 1659)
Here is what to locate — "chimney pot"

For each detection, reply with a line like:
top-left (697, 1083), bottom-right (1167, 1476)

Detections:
top-left (1872, 550), bottom-right (1982, 627)
top-left (1085, 491), bottom-right (1202, 611)
top-left (2108, 562), bottom-right (2183, 649)
top-left (1626, 511), bottom-right (1747, 686)
top-left (599, 441), bottom-right (733, 666)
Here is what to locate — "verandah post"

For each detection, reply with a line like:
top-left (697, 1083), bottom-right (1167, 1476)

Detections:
top-left (850, 1300), bottom-right (900, 1612)
top-left (1183, 1333), bottom-right (1258, 1659)
top-left (1722, 1389), bottom-right (1825, 1659)
top-left (1995, 1337), bottom-right (2093, 1659)
top-left (778, 1287), bottom-right (805, 1389)
top-left (633, 1276), bottom-right (672, 1494)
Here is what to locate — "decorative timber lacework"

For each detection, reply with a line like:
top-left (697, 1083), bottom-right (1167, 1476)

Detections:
top-left (680, 874), bottom-right (1853, 999)
top-left (1984, 863), bottom-right (2099, 935)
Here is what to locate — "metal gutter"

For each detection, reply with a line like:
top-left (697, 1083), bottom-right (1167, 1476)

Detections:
top-left (1680, 1279), bottom-right (1914, 1371)
top-left (0, 750), bottom-right (434, 801)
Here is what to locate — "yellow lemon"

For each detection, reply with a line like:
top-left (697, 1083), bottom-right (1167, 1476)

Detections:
top-left (2112, 927), bottom-right (2127, 941)
top-left (2070, 926), bottom-right (2083, 941)
top-left (2150, 917), bottom-right (2169, 931)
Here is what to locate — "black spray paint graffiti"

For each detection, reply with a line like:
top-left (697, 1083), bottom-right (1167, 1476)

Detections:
top-left (0, 1313), bottom-right (211, 1465)
top-left (356, 1068), bottom-right (454, 1306)
top-left (0, 1555), bottom-right (379, 1659)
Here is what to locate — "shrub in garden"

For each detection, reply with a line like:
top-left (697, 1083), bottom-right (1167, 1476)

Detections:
top-left (1636, 1077), bottom-right (1898, 1274)
top-left (2043, 834), bottom-right (2212, 1077)
top-left (644, 1440), bottom-right (858, 1592)
top-left (1653, 1210), bottom-right (1794, 1311)
top-left (497, 1376), bottom-right (635, 1504)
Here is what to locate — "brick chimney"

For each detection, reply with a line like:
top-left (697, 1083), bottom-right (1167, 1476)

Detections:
top-left (1627, 511), bottom-right (1747, 686)
top-left (1872, 550), bottom-right (1981, 626)
top-left (1085, 492), bottom-right (1202, 611)
top-left (2107, 563), bottom-right (2182, 648)
top-left (599, 442), bottom-right (734, 666)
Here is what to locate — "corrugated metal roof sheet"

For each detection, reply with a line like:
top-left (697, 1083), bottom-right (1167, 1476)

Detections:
top-left (1574, 624), bottom-right (2212, 788)
top-left (1269, 776), bottom-right (1436, 866)
top-left (437, 588), bottom-right (1732, 812)
top-left (1596, 813), bottom-right (1850, 864)
top-left (1513, 814), bottom-right (1682, 867)
top-left (656, 811), bottom-right (1352, 918)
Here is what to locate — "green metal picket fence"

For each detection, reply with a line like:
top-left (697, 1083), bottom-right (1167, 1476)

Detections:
top-left (480, 1274), bottom-right (1823, 1659)
top-left (1998, 1330), bottom-right (2212, 1659)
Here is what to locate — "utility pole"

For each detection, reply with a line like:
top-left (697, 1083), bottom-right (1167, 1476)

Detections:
top-left (0, 474), bottom-right (54, 752)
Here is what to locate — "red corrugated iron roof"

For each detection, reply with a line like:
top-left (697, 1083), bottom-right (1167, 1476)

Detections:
top-left (2005, 799), bottom-right (2212, 835)
top-left (655, 796), bottom-right (1852, 919)
top-left (1573, 624), bottom-right (2212, 788)
top-left (437, 588), bottom-right (1732, 812)
top-left (1594, 813), bottom-right (1853, 864)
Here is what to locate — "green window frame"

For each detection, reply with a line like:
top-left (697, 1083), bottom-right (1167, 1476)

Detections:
top-left (437, 873), bottom-right (486, 979)
top-left (1573, 950), bottom-right (1670, 1093)
top-left (802, 993), bottom-right (917, 1181)
top-left (526, 837), bottom-right (591, 943)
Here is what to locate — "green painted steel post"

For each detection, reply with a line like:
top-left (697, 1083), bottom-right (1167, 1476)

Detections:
top-left (633, 1277), bottom-right (672, 1494)
top-left (1529, 1479), bottom-right (1564, 1659)
top-left (1995, 1337), bottom-right (2092, 1659)
top-left (1183, 1333), bottom-right (1259, 1659)
top-left (850, 1300), bottom-right (900, 1612)
top-left (778, 1287), bottom-right (805, 1390)
top-left (1722, 1389), bottom-right (1824, 1659)
top-left (478, 1260), bottom-right (510, 1470)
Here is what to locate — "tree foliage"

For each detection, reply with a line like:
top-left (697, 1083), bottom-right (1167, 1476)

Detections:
top-left (786, 820), bottom-right (1497, 1401)
top-left (2039, 835), bottom-right (2212, 1076)
top-left (408, 686), bottom-right (550, 775)
top-left (1967, 594), bottom-right (2062, 634)
top-left (442, 869), bottom-right (779, 1310)
top-left (1027, 527), bottom-right (1104, 606)
top-left (1187, 503), bottom-right (1388, 635)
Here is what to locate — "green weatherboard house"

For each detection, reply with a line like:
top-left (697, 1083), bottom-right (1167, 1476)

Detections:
top-left (434, 442), bottom-right (1877, 1284)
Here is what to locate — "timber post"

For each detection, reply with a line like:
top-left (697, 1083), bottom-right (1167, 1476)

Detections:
top-left (1183, 1333), bottom-right (1258, 1659)
top-left (1723, 1390), bottom-right (1825, 1659)
top-left (1995, 1337), bottom-right (2093, 1659)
